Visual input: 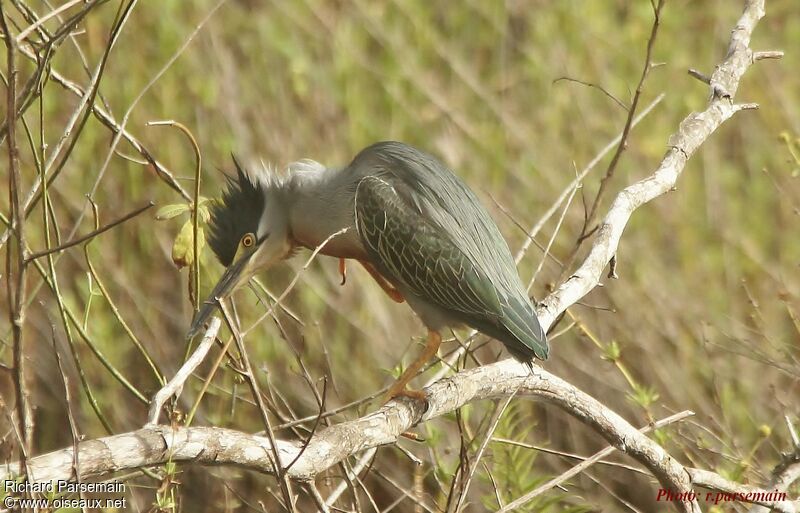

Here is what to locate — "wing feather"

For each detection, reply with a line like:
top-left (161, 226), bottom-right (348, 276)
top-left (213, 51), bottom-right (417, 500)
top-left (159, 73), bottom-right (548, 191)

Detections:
top-left (354, 176), bottom-right (503, 322)
top-left (349, 142), bottom-right (549, 360)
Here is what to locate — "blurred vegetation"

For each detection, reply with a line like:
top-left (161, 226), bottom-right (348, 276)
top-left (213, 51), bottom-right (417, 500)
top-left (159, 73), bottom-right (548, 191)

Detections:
top-left (1, 0), bottom-right (798, 511)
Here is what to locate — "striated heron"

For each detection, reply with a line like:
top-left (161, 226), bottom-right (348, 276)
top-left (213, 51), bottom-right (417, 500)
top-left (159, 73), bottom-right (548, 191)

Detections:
top-left (188, 141), bottom-right (548, 400)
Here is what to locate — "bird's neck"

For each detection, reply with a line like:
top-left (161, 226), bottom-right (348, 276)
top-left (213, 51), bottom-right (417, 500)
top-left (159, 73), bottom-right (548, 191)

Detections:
top-left (284, 162), bottom-right (366, 259)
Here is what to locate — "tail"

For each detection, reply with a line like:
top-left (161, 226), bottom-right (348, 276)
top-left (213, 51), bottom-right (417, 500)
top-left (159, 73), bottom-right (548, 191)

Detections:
top-left (500, 296), bottom-right (549, 361)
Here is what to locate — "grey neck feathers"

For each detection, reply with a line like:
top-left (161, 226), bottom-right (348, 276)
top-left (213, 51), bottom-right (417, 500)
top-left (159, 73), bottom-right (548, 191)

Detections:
top-left (281, 160), bottom-right (360, 253)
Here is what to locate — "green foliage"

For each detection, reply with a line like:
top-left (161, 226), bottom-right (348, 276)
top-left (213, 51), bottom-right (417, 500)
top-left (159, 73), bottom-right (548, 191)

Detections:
top-left (627, 382), bottom-right (660, 410)
top-left (479, 403), bottom-right (590, 512)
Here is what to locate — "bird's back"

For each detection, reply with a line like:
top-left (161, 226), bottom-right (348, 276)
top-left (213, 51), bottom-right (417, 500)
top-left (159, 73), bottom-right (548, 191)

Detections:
top-left (350, 142), bottom-right (548, 361)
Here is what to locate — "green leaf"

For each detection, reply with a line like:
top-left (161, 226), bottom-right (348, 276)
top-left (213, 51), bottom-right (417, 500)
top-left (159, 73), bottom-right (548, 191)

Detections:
top-left (155, 203), bottom-right (190, 221)
top-left (627, 383), bottom-right (659, 408)
top-left (602, 340), bottom-right (621, 362)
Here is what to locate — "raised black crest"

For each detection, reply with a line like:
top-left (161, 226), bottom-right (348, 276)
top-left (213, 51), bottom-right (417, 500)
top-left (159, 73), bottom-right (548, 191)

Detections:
top-left (208, 157), bottom-right (265, 266)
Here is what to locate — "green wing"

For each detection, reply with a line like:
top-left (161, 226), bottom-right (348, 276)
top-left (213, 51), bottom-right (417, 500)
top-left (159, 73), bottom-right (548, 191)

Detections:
top-left (354, 175), bottom-right (504, 322)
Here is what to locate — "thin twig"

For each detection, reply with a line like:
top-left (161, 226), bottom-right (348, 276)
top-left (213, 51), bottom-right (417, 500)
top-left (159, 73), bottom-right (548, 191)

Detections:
top-left (553, 76), bottom-right (628, 110)
top-left (1, 0), bottom-right (32, 456)
top-left (452, 388), bottom-right (519, 512)
top-left (495, 410), bottom-right (694, 512)
top-left (145, 318), bottom-right (221, 426)
top-left (563, 0), bottom-right (666, 273)
top-left (147, 120), bottom-right (202, 311)
top-left (84, 199), bottom-right (164, 385)
top-left (48, 319), bottom-right (82, 486)
top-left (512, 94), bottom-right (664, 265)
top-left (14, 0), bottom-right (83, 43)
top-left (242, 228), bottom-right (350, 336)
top-left (25, 201), bottom-right (154, 262)
top-left (220, 302), bottom-right (297, 513)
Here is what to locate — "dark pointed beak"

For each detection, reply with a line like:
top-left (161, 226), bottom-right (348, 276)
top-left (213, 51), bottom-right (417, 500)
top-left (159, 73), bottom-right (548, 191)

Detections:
top-left (186, 248), bottom-right (255, 338)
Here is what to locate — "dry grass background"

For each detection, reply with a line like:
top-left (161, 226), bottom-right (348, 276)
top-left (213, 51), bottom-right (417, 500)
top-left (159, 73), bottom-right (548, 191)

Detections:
top-left (1, 0), bottom-right (799, 511)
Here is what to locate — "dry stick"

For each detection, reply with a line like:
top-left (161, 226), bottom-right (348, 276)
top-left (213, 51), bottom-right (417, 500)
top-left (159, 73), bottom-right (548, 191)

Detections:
top-left (179, 228), bottom-right (351, 428)
top-left (219, 302), bottom-right (297, 513)
top-left (242, 228), bottom-right (350, 336)
top-left (13, 0), bottom-right (83, 43)
top-left (0, 48), bottom-right (106, 250)
top-left (451, 388), bottom-right (519, 513)
top-left (513, 93), bottom-right (664, 265)
top-left (373, 468), bottom-right (438, 513)
top-left (563, 0), bottom-right (665, 273)
top-left (145, 318), bottom-right (222, 426)
top-left (323, 454), bottom-right (376, 508)
top-left (48, 321), bottom-right (83, 488)
top-left (496, 410), bottom-right (693, 513)
top-left (689, 466), bottom-right (799, 510)
top-left (223, 228), bottom-right (348, 507)
top-left (147, 120), bottom-right (202, 311)
top-left (8, 365), bottom-right (796, 511)
top-left (90, 0), bottom-right (225, 196)
top-left (306, 483), bottom-right (332, 513)
top-left (553, 76), bottom-right (628, 111)
top-left (12, 212), bottom-right (115, 431)
top-left (0, 395), bottom-right (31, 481)
top-left (788, 415), bottom-right (800, 449)
top-left (283, 379), bottom-right (328, 474)
top-left (526, 178), bottom-right (578, 292)
top-left (0, 0), bottom-right (218, 248)
top-left (5, 161), bottom-right (150, 407)
top-left (25, 201), bottom-right (154, 262)
top-left (0, 1), bottom-right (32, 456)
top-left (0, 6), bottom-right (132, 409)
top-left (748, 422), bottom-right (800, 513)
top-left (72, 2), bottom-right (224, 252)
top-left (2, 0), bottom-right (132, 253)
top-left (84, 200), bottom-right (164, 385)
top-left (538, 0), bottom-right (775, 329)
top-left (12, 40), bottom-right (188, 200)
top-left (49, 0), bottom-right (116, 115)
top-left (2, 0), bottom-right (108, 136)
top-left (184, 332), bottom-right (238, 426)
top-left (323, 341), bottom-right (473, 507)
top-left (491, 437), bottom-right (648, 475)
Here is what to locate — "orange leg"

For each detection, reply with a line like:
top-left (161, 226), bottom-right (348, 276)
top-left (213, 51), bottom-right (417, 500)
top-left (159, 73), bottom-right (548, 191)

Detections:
top-left (359, 261), bottom-right (405, 303)
top-left (384, 331), bottom-right (441, 403)
top-left (338, 258), bottom-right (347, 285)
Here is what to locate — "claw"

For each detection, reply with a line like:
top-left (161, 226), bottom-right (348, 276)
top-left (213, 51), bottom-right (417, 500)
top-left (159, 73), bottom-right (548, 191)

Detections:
top-left (339, 258), bottom-right (347, 286)
top-left (383, 331), bottom-right (441, 405)
top-left (385, 387), bottom-right (429, 403)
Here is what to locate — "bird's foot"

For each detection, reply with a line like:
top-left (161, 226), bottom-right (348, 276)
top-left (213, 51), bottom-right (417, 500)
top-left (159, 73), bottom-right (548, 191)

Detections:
top-left (384, 386), bottom-right (428, 404)
top-left (338, 258), bottom-right (347, 286)
top-left (400, 431), bottom-right (425, 442)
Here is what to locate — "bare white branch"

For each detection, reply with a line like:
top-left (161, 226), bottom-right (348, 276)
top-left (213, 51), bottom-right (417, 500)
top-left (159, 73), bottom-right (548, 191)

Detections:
top-left (538, 0), bottom-right (771, 329)
top-left (146, 317), bottom-right (221, 426)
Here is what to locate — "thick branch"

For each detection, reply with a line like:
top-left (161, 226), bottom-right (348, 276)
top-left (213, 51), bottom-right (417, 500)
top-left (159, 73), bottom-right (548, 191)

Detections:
top-left (3, 362), bottom-right (796, 512)
top-left (539, 0), bottom-right (767, 328)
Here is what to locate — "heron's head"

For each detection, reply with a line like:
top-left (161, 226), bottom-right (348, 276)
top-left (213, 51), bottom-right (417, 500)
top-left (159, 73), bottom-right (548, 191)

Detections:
top-left (187, 158), bottom-right (293, 337)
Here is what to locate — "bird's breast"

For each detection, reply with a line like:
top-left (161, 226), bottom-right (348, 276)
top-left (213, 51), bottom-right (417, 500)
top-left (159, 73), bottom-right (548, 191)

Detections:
top-left (291, 225), bottom-right (368, 260)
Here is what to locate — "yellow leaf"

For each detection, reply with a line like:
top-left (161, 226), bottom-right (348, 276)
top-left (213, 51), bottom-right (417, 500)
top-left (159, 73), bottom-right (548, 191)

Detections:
top-left (171, 221), bottom-right (205, 268)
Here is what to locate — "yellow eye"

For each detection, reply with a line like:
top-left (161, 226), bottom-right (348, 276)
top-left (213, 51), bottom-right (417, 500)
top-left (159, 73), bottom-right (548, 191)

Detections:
top-left (241, 233), bottom-right (256, 248)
